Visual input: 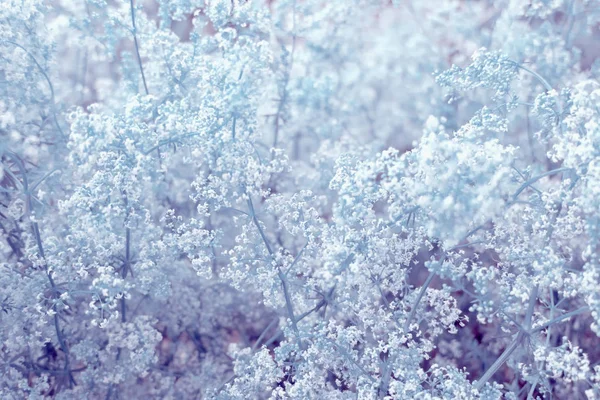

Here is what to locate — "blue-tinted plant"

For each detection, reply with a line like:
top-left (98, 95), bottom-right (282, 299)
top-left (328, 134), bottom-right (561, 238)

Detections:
top-left (1, 1), bottom-right (599, 399)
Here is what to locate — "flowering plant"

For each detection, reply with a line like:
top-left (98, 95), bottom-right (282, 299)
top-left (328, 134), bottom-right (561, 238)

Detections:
top-left (1, 0), bottom-right (599, 399)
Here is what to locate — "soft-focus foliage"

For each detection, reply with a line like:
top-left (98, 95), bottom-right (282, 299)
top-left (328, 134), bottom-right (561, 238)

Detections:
top-left (1, 0), bottom-right (600, 398)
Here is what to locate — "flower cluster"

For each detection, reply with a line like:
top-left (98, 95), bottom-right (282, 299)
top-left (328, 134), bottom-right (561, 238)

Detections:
top-left (1, 0), bottom-right (600, 399)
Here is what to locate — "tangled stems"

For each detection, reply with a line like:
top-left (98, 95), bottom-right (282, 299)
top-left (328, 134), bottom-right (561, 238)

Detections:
top-left (474, 291), bottom-right (590, 391)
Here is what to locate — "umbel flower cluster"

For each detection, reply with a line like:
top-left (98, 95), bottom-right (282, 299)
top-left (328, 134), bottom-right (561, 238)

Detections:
top-left (1, 0), bottom-right (600, 398)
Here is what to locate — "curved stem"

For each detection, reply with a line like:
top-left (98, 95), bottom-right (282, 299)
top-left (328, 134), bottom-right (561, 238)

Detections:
top-left (511, 167), bottom-right (573, 202)
top-left (511, 61), bottom-right (564, 118)
top-left (514, 63), bottom-right (553, 93)
top-left (4, 41), bottom-right (65, 138)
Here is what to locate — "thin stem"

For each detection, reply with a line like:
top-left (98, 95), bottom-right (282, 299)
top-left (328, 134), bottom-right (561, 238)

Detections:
top-left (125, 227), bottom-right (131, 269)
top-left (4, 41), bottom-right (65, 138)
top-left (247, 197), bottom-right (273, 256)
top-left (564, 0), bottom-right (576, 47)
top-left (284, 242), bottom-right (307, 275)
top-left (108, 198), bottom-right (133, 399)
top-left (142, 121), bottom-right (228, 155)
top-left (295, 299), bottom-right (325, 322)
top-left (30, 168), bottom-right (61, 192)
top-left (403, 271), bottom-right (435, 333)
top-left (120, 211), bottom-right (131, 323)
top-left (272, 1), bottom-right (297, 151)
top-left (120, 297), bottom-right (127, 323)
top-left (143, 132), bottom-right (199, 155)
top-left (251, 318), bottom-right (279, 352)
top-left (4, 152), bottom-right (75, 386)
top-left (511, 61), bottom-right (564, 118)
top-left (511, 167), bottom-right (573, 202)
top-left (263, 330), bottom-right (283, 348)
top-left (524, 285), bottom-right (539, 329)
top-left (530, 306), bottom-right (589, 334)
top-left (527, 377), bottom-right (539, 400)
top-left (278, 269), bottom-right (301, 343)
top-left (475, 331), bottom-right (524, 391)
top-left (475, 285), bottom-right (539, 390)
top-left (247, 196), bottom-right (302, 347)
top-left (514, 63), bottom-right (554, 93)
top-left (324, 338), bottom-right (376, 383)
top-left (447, 240), bottom-right (484, 252)
top-left (231, 116), bottom-right (237, 141)
top-left (129, 0), bottom-right (149, 95)
top-left (34, 214), bottom-right (75, 387)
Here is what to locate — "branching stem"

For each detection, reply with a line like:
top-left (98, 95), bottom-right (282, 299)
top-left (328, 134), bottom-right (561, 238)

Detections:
top-left (403, 271), bottom-right (435, 333)
top-left (475, 285), bottom-right (538, 391)
top-left (511, 167), bottom-right (573, 202)
top-left (247, 196), bottom-right (302, 347)
top-left (530, 306), bottom-right (589, 334)
top-left (3, 152), bottom-right (75, 387)
top-left (475, 331), bottom-right (524, 391)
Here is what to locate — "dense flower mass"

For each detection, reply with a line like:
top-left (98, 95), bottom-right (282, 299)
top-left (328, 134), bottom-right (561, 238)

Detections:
top-left (1, 0), bottom-right (600, 398)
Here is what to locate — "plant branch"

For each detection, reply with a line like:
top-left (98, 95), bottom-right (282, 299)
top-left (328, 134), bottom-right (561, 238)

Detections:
top-left (247, 196), bottom-right (302, 347)
top-left (403, 270), bottom-right (435, 333)
top-left (511, 167), bottom-right (573, 202)
top-left (3, 41), bottom-right (65, 138)
top-left (3, 152), bottom-right (75, 387)
top-left (475, 331), bottom-right (524, 391)
top-left (129, 0), bottom-right (149, 95)
top-left (530, 306), bottom-right (590, 334)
